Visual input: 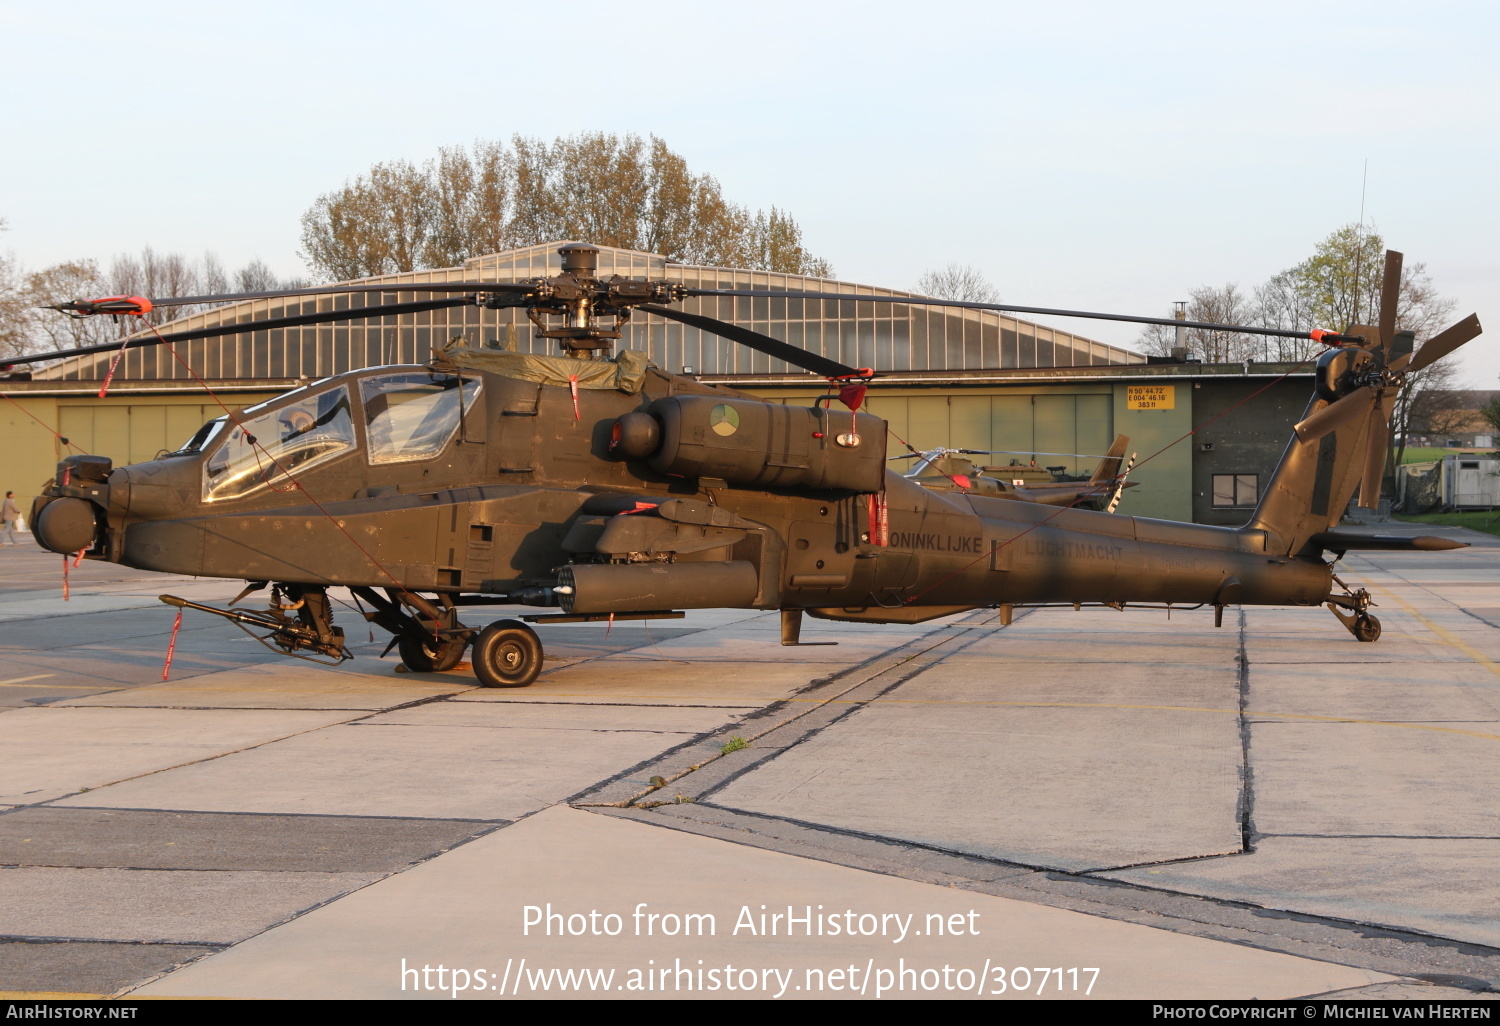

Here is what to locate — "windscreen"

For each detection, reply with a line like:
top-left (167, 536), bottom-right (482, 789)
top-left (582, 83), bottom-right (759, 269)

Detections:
top-left (203, 386), bottom-right (355, 500)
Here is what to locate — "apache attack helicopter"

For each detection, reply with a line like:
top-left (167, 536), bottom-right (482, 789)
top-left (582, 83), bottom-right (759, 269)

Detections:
top-left (7, 245), bottom-right (1481, 688)
top-left (897, 435), bottom-right (1137, 510)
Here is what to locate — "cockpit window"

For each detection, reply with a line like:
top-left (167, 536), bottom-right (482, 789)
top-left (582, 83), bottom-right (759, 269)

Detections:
top-left (360, 371), bottom-right (481, 464)
top-left (203, 386), bottom-right (355, 500)
top-left (168, 417), bottom-right (226, 457)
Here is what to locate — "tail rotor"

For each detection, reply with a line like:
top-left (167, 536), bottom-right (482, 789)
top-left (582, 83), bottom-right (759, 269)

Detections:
top-left (1291, 251), bottom-right (1482, 509)
top-left (1105, 451), bottom-right (1138, 514)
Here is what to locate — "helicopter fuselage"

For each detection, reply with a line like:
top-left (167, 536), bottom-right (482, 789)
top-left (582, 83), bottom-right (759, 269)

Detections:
top-left (35, 358), bottom-right (1331, 629)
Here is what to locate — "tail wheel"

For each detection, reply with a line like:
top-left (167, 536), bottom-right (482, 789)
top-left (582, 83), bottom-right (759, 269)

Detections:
top-left (473, 619), bottom-right (544, 688)
top-left (1352, 613), bottom-right (1382, 643)
top-left (397, 632), bottom-right (468, 672)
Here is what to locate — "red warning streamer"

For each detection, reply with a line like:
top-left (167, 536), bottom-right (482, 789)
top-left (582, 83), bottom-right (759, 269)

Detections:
top-left (161, 607), bottom-right (183, 681)
top-left (867, 491), bottom-right (890, 547)
top-left (96, 345), bottom-right (129, 398)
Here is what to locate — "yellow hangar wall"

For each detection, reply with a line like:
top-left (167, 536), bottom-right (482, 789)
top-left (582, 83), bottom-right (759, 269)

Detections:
top-left (0, 392), bottom-right (281, 515)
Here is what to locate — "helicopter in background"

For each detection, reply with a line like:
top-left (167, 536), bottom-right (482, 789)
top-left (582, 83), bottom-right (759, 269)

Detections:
top-left (898, 435), bottom-right (1137, 510)
top-left (7, 244), bottom-right (1479, 687)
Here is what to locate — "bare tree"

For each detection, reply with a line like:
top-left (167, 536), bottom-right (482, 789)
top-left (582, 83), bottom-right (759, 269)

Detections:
top-left (0, 250), bottom-right (30, 360)
top-left (19, 259), bottom-right (115, 349)
top-left (299, 133), bottom-right (833, 282)
top-left (1136, 283), bottom-right (1257, 362)
top-left (912, 264), bottom-right (999, 304)
top-left (1253, 269), bottom-right (1323, 362)
top-left (1139, 223), bottom-right (1460, 378)
top-left (234, 258), bottom-right (299, 293)
top-left (200, 252), bottom-right (230, 296)
top-left (4, 249), bottom-right (303, 356)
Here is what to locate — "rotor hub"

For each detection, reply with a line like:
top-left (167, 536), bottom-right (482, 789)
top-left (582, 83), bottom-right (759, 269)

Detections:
top-left (515, 245), bottom-right (684, 358)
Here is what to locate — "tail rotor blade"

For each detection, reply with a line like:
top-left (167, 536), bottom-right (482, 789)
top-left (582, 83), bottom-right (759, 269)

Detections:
top-left (1106, 452), bottom-right (1138, 514)
top-left (1397, 313), bottom-right (1483, 374)
top-left (1377, 250), bottom-right (1403, 357)
top-left (1294, 387), bottom-right (1378, 443)
top-left (1357, 394), bottom-right (1392, 509)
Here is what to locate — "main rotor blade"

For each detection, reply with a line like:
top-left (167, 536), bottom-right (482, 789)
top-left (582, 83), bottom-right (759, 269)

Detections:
top-left (637, 304), bottom-right (866, 379)
top-left (683, 288), bottom-right (1328, 341)
top-left (130, 281), bottom-right (534, 309)
top-left (887, 448), bottom-right (1114, 461)
top-left (961, 448), bottom-right (1117, 459)
top-left (1377, 250), bottom-right (1402, 356)
top-left (1, 296), bottom-right (476, 368)
top-left (1294, 387), bottom-right (1379, 443)
top-left (1397, 313), bottom-right (1483, 374)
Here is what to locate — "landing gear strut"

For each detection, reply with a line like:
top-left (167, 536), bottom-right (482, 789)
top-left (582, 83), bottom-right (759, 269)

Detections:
top-left (1326, 577), bottom-right (1381, 643)
top-left (350, 587), bottom-right (474, 672)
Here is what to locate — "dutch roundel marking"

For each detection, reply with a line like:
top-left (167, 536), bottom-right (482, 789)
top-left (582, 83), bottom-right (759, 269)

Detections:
top-left (709, 404), bottom-right (740, 436)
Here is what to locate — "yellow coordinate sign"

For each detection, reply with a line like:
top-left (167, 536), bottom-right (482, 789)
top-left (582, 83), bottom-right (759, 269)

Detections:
top-left (1127, 385), bottom-right (1175, 410)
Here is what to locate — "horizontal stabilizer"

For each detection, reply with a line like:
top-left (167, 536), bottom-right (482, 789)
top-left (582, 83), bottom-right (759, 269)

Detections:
top-left (1309, 532), bottom-right (1469, 552)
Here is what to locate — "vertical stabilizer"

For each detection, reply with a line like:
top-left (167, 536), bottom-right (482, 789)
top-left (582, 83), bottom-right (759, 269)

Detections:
top-left (1244, 391), bottom-right (1384, 556)
top-left (1089, 434), bottom-right (1130, 485)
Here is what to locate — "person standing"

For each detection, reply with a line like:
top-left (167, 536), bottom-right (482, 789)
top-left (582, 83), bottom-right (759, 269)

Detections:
top-left (0, 491), bottom-right (18, 545)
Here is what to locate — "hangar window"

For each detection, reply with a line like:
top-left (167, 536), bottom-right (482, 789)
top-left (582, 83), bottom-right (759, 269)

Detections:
top-left (360, 371), bottom-right (482, 464)
top-left (1212, 474), bottom-right (1259, 508)
top-left (204, 385), bottom-right (355, 501)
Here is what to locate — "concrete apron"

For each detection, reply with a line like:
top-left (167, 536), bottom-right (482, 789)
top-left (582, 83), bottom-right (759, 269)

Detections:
top-left (136, 804), bottom-right (1388, 1001)
top-left (6, 537), bottom-right (1500, 999)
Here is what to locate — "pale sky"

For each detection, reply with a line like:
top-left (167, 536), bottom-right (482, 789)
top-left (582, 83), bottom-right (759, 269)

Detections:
top-left (2, 0), bottom-right (1495, 383)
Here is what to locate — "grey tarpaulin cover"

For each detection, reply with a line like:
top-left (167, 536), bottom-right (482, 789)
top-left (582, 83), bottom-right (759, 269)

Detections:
top-left (451, 348), bottom-right (651, 394)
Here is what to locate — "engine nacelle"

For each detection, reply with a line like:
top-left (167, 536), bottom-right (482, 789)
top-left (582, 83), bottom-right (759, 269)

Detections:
top-left (619, 396), bottom-right (886, 493)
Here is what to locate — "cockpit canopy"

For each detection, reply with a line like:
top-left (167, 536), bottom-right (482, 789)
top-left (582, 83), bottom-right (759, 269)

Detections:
top-left (176, 368), bottom-right (481, 502)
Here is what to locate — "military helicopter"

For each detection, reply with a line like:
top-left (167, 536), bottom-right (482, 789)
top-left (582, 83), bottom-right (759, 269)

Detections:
top-left (7, 245), bottom-right (1480, 687)
top-left (897, 435), bottom-right (1137, 510)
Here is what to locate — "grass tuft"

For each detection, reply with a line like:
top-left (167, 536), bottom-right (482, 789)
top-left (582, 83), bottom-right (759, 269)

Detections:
top-left (1395, 510), bottom-right (1500, 537)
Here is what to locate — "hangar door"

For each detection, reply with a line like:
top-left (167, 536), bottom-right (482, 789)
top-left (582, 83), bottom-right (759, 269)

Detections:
top-left (864, 392), bottom-right (1113, 478)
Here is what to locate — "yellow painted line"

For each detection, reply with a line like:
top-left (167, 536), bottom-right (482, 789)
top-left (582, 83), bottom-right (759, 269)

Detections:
top-left (0, 674), bottom-right (118, 689)
top-left (1364, 580), bottom-right (1500, 682)
top-left (0, 991), bottom-right (110, 999)
top-left (0, 674), bottom-right (58, 686)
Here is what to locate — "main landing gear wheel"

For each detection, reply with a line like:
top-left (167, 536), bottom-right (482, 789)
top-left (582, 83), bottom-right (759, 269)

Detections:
top-left (1352, 613), bottom-right (1382, 643)
top-left (398, 632), bottom-right (469, 672)
top-left (1327, 585), bottom-right (1380, 643)
top-left (472, 619), bottom-right (544, 688)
